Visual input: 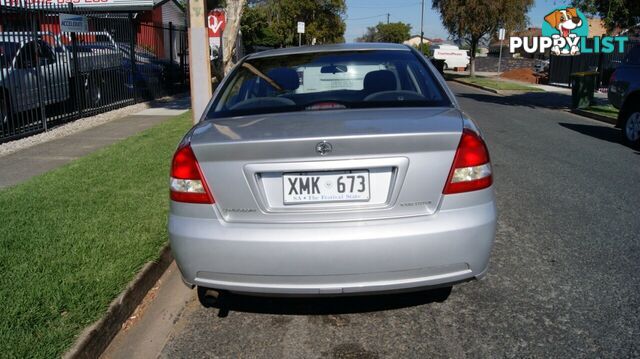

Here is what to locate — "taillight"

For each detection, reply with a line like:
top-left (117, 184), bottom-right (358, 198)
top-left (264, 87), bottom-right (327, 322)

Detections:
top-left (443, 129), bottom-right (493, 194)
top-left (170, 143), bottom-right (214, 204)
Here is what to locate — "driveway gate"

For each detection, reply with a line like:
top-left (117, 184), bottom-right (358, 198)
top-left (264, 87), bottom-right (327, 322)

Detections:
top-left (0, 2), bottom-right (189, 142)
top-left (548, 39), bottom-right (638, 89)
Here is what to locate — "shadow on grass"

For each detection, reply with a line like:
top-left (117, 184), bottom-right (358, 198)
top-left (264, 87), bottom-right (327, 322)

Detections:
top-left (200, 286), bottom-right (453, 317)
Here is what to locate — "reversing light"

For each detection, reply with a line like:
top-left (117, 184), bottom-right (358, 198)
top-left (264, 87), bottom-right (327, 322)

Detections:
top-left (443, 129), bottom-right (493, 194)
top-left (169, 143), bottom-right (214, 204)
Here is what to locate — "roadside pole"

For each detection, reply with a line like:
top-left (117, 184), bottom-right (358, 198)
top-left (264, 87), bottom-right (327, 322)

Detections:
top-left (420, 0), bottom-right (424, 53)
top-left (497, 27), bottom-right (505, 74)
top-left (297, 22), bottom-right (305, 47)
top-left (188, 0), bottom-right (213, 124)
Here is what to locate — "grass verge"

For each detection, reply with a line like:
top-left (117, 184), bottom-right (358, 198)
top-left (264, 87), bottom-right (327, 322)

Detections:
top-left (583, 104), bottom-right (619, 119)
top-left (0, 112), bottom-right (192, 358)
top-left (450, 75), bottom-right (544, 92)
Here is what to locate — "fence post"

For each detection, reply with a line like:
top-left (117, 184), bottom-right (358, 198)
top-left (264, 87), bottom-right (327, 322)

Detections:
top-left (32, 12), bottom-right (47, 131)
top-left (596, 51), bottom-right (604, 89)
top-left (128, 12), bottom-right (137, 101)
top-left (169, 22), bottom-right (174, 64)
top-left (69, 3), bottom-right (83, 119)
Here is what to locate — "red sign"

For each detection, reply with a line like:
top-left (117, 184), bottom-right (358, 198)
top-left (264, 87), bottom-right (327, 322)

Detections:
top-left (207, 9), bottom-right (225, 38)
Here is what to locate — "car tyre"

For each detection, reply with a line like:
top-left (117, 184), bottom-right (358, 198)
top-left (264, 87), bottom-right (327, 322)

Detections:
top-left (621, 106), bottom-right (640, 148)
top-left (83, 73), bottom-right (105, 108)
top-left (0, 93), bottom-right (12, 137)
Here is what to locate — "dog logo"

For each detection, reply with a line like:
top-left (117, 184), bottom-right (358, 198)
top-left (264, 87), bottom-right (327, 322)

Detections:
top-left (542, 8), bottom-right (588, 55)
top-left (509, 7), bottom-right (627, 56)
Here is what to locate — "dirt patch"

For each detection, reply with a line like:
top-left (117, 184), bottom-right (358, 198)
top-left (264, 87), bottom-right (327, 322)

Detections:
top-left (500, 68), bottom-right (547, 84)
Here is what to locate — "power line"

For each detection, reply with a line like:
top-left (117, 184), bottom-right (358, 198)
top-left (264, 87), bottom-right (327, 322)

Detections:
top-left (345, 13), bottom-right (388, 22)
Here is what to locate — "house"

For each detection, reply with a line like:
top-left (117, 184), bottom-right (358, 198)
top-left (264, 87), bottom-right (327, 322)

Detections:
top-left (403, 35), bottom-right (430, 48)
top-left (587, 18), bottom-right (608, 37)
top-left (489, 27), bottom-right (541, 58)
top-left (137, 0), bottom-right (187, 62)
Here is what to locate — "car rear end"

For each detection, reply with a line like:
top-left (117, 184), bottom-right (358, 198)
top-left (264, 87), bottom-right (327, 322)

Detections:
top-left (168, 44), bottom-right (496, 296)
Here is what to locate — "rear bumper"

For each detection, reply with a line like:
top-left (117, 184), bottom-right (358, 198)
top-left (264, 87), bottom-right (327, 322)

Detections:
top-left (169, 189), bottom-right (496, 295)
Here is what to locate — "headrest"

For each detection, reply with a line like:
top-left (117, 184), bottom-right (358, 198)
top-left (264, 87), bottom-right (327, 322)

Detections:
top-left (363, 70), bottom-right (396, 94)
top-left (266, 67), bottom-right (300, 91)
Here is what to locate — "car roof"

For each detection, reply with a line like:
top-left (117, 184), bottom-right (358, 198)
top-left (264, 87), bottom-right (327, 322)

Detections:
top-left (246, 43), bottom-right (412, 60)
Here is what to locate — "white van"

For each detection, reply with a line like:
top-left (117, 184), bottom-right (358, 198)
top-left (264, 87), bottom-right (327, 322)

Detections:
top-left (431, 44), bottom-right (470, 70)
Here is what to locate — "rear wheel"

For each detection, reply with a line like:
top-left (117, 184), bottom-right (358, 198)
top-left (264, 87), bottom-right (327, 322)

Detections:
top-left (0, 95), bottom-right (7, 124)
top-left (621, 107), bottom-right (640, 147)
top-left (83, 73), bottom-right (105, 108)
top-left (0, 93), bottom-right (11, 137)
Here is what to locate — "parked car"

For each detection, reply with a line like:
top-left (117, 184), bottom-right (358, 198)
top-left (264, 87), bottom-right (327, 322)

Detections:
top-left (168, 43), bottom-right (497, 304)
top-left (533, 59), bottom-right (549, 74)
top-left (0, 32), bottom-right (121, 125)
top-left (609, 45), bottom-right (640, 146)
top-left (430, 44), bottom-right (470, 70)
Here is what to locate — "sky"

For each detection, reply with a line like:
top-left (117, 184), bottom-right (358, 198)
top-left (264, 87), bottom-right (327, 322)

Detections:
top-left (344, 0), bottom-right (573, 42)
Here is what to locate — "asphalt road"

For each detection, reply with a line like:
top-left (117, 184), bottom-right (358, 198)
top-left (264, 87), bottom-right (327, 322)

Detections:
top-left (116, 82), bottom-right (640, 358)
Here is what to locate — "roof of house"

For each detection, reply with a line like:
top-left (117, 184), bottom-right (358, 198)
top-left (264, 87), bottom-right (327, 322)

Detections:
top-left (153, 0), bottom-right (185, 12)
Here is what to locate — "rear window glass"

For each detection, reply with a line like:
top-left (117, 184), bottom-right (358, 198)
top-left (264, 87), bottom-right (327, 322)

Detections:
top-left (208, 50), bottom-right (450, 119)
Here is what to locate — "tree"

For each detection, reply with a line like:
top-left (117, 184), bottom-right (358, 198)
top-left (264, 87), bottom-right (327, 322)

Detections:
top-left (413, 43), bottom-right (431, 56)
top-left (356, 22), bottom-right (412, 43)
top-left (241, 0), bottom-right (346, 49)
top-left (572, 0), bottom-right (640, 31)
top-left (432, 0), bottom-right (533, 76)
top-left (222, 0), bottom-right (246, 74)
top-left (241, 4), bottom-right (280, 52)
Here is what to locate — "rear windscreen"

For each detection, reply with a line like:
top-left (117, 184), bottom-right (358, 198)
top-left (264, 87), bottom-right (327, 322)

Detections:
top-left (208, 50), bottom-right (451, 118)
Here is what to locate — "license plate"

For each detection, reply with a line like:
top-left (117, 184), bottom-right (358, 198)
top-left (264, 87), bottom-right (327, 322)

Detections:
top-left (283, 170), bottom-right (370, 204)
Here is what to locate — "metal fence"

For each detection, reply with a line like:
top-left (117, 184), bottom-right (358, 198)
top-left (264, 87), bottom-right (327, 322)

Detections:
top-left (0, 2), bottom-right (189, 142)
top-left (548, 39), bottom-right (639, 89)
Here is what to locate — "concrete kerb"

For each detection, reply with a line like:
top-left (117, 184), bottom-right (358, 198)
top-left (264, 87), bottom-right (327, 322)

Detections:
top-left (63, 245), bottom-right (174, 359)
top-left (450, 78), bottom-right (503, 95)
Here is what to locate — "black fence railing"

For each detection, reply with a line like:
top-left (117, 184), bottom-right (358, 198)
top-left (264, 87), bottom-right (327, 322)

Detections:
top-left (548, 39), bottom-right (639, 89)
top-left (0, 3), bottom-right (189, 142)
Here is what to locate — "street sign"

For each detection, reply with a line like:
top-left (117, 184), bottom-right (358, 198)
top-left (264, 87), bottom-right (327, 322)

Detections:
top-left (297, 21), bottom-right (305, 34)
top-left (497, 28), bottom-right (506, 73)
top-left (498, 28), bottom-right (506, 41)
top-left (208, 9), bottom-right (226, 38)
top-left (59, 13), bottom-right (88, 33)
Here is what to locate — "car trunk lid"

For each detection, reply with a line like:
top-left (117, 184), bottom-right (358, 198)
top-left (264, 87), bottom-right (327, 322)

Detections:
top-left (190, 107), bottom-right (463, 223)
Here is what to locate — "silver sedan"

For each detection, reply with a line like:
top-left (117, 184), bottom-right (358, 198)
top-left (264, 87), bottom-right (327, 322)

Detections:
top-left (169, 43), bottom-right (496, 303)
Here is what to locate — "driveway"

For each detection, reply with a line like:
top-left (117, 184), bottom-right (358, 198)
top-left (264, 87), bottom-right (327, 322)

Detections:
top-left (105, 82), bottom-right (640, 358)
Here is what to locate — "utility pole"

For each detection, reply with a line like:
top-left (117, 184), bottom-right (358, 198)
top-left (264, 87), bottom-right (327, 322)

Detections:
top-left (387, 13), bottom-right (390, 24)
top-left (187, 0), bottom-right (213, 124)
top-left (497, 27), bottom-right (506, 74)
top-left (420, 0), bottom-right (424, 53)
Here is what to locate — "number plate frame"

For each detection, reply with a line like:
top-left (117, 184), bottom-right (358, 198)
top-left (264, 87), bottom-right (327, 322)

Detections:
top-left (283, 170), bottom-right (370, 205)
